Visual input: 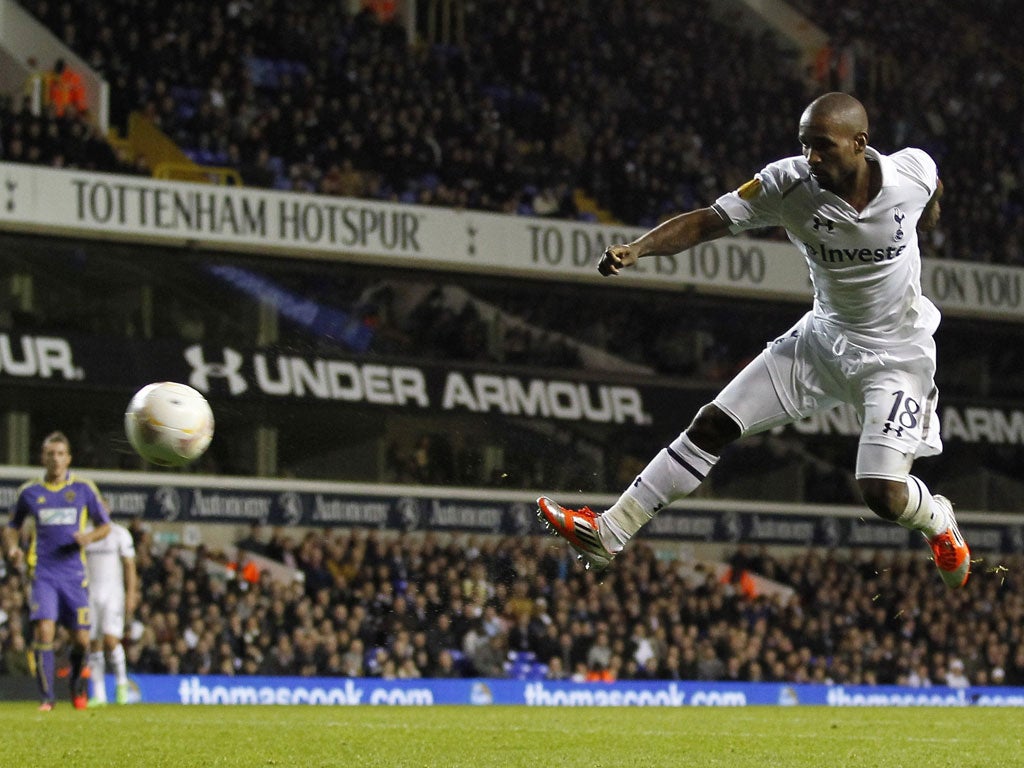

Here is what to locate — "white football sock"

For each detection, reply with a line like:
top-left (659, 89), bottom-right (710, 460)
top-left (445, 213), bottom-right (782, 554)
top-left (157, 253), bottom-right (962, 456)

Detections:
top-left (600, 432), bottom-right (718, 551)
top-left (896, 475), bottom-right (948, 538)
top-left (110, 644), bottom-right (128, 686)
top-left (89, 651), bottom-right (107, 702)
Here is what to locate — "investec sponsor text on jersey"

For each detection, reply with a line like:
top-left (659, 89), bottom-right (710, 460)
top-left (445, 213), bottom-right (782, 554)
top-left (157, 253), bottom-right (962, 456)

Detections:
top-left (71, 178), bottom-right (423, 251)
top-left (803, 241), bottom-right (907, 264)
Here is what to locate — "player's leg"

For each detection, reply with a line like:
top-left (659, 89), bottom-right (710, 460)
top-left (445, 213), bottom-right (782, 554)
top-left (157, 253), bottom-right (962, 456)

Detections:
top-left (88, 651), bottom-right (107, 705)
top-left (70, 628), bottom-right (92, 709)
top-left (856, 447), bottom-right (944, 531)
top-left (87, 646), bottom-right (107, 704)
top-left (605, 327), bottom-right (824, 538)
top-left (94, 595), bottom-right (130, 703)
top-left (538, 333), bottom-right (806, 569)
top-left (59, 581), bottom-right (93, 709)
top-left (856, 374), bottom-right (969, 588)
top-left (592, 402), bottom-right (739, 551)
top-left (537, 401), bottom-right (734, 570)
top-left (106, 634), bottom-right (130, 704)
top-left (30, 580), bottom-right (59, 709)
top-left (856, 450), bottom-right (968, 587)
top-left (32, 619), bottom-right (57, 710)
top-left (87, 596), bottom-right (107, 705)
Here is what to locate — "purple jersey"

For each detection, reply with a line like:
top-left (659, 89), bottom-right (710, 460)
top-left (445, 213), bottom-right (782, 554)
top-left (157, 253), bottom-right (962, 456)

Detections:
top-left (8, 473), bottom-right (111, 587)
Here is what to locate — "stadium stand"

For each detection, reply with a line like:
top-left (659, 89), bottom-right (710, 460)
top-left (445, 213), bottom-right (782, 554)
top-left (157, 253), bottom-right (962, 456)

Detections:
top-left (0, 95), bottom-right (143, 174)
top-left (7, 0), bottom-right (1022, 265)
top-left (4, 524), bottom-right (1019, 687)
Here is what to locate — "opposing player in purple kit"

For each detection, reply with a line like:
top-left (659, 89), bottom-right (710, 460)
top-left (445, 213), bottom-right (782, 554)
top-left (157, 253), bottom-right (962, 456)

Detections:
top-left (2, 432), bottom-right (111, 710)
top-left (538, 92), bottom-right (970, 589)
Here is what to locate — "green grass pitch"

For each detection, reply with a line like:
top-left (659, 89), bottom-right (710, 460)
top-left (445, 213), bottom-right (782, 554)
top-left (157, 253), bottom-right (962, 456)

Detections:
top-left (4, 703), bottom-right (1021, 767)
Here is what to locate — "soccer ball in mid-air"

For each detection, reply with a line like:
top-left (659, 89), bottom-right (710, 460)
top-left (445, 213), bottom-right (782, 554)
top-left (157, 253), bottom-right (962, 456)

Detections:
top-left (124, 382), bottom-right (214, 467)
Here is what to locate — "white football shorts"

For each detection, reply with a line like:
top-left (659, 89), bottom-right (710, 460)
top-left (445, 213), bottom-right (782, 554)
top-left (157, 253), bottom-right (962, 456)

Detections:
top-left (89, 595), bottom-right (126, 640)
top-left (714, 311), bottom-right (942, 479)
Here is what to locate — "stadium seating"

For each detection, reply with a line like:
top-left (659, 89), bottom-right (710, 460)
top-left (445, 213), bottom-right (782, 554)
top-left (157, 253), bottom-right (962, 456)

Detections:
top-left (8, 0), bottom-right (1022, 264)
top-left (4, 526), bottom-right (1014, 687)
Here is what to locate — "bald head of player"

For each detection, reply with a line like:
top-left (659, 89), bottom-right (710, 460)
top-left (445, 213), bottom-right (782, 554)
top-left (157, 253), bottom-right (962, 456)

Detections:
top-left (798, 92), bottom-right (871, 199)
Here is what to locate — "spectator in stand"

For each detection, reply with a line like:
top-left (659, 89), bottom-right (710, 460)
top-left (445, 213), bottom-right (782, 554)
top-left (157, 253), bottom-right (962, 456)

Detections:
top-left (432, 649), bottom-right (461, 678)
top-left (0, 95), bottom-right (141, 174)
top-left (235, 523), bottom-right (268, 557)
top-left (585, 630), bottom-right (612, 677)
top-left (47, 59), bottom-right (87, 118)
top-left (469, 631), bottom-right (507, 678)
top-left (22, 56), bottom-right (47, 114)
top-left (945, 658), bottom-right (970, 688)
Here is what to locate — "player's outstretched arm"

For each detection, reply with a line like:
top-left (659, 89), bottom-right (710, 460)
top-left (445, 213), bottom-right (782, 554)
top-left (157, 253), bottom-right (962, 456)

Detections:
top-left (598, 207), bottom-right (731, 276)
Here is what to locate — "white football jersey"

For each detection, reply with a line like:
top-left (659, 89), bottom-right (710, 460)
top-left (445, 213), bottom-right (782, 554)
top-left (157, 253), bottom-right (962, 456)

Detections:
top-left (85, 522), bottom-right (135, 601)
top-left (714, 146), bottom-right (940, 347)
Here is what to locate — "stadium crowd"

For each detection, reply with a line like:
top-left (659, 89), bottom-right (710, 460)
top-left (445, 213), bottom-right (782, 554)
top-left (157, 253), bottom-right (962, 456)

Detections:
top-left (0, 95), bottom-right (144, 175)
top-left (5, 0), bottom-right (1023, 265)
top-left (2, 522), bottom-right (1019, 687)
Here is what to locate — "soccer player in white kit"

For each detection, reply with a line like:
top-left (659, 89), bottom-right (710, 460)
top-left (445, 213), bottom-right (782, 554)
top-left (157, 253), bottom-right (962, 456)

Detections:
top-left (85, 521), bottom-right (137, 705)
top-left (538, 92), bottom-right (970, 589)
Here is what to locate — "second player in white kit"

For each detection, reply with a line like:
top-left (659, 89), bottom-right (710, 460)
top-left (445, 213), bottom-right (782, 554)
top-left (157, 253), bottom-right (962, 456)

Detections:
top-left (85, 521), bottom-right (137, 705)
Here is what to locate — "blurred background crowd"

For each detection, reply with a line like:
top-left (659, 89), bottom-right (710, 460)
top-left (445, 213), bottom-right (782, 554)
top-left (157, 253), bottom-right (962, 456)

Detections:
top-left (3, 522), bottom-right (1020, 687)
top-left (6, 0), bottom-right (1024, 264)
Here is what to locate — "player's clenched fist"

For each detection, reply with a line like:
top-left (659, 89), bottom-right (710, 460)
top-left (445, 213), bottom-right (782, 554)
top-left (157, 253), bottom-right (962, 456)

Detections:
top-left (598, 244), bottom-right (639, 276)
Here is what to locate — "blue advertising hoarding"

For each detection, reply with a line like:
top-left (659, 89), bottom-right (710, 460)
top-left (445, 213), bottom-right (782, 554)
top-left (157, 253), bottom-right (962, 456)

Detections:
top-left (108, 675), bottom-right (1024, 707)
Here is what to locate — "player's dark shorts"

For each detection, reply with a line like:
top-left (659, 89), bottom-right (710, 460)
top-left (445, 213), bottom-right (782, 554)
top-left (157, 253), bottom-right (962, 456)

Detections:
top-left (30, 576), bottom-right (90, 629)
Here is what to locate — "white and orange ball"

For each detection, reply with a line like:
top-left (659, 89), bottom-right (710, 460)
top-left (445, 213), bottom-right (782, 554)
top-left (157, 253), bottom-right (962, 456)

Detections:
top-left (124, 382), bottom-right (214, 467)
